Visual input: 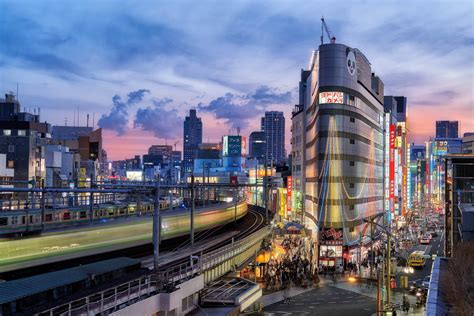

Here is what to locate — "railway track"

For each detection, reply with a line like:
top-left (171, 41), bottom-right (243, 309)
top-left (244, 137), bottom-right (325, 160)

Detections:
top-left (139, 205), bottom-right (267, 269)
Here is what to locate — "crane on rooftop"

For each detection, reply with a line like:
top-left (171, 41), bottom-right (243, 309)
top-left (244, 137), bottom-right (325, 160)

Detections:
top-left (321, 17), bottom-right (336, 45)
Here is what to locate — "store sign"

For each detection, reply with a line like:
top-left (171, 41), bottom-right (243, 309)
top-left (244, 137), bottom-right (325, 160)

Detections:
top-left (320, 228), bottom-right (343, 245)
top-left (389, 125), bottom-right (395, 201)
top-left (223, 136), bottom-right (242, 157)
top-left (257, 169), bottom-right (272, 178)
top-left (319, 92), bottom-right (343, 104)
top-left (287, 176), bottom-right (292, 212)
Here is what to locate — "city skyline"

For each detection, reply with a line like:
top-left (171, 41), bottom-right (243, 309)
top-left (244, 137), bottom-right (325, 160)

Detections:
top-left (1, 0), bottom-right (473, 160)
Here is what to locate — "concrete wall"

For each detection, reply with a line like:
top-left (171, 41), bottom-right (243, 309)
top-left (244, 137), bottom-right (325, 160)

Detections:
top-left (112, 274), bottom-right (204, 316)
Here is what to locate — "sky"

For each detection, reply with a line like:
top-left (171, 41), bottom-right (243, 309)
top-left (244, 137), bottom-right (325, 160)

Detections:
top-left (0, 0), bottom-right (473, 160)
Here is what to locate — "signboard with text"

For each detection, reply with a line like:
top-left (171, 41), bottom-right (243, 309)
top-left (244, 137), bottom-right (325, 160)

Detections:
top-left (287, 176), bottom-right (292, 212)
top-left (389, 124), bottom-right (395, 214)
top-left (319, 92), bottom-right (344, 104)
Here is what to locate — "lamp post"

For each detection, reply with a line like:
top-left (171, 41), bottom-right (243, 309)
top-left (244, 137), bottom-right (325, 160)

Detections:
top-left (363, 218), bottom-right (400, 312)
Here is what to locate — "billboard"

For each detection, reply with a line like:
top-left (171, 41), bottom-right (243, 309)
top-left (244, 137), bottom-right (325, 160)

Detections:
top-left (126, 171), bottom-right (143, 181)
top-left (287, 176), bottom-right (292, 212)
top-left (320, 228), bottom-right (343, 246)
top-left (319, 91), bottom-right (344, 104)
top-left (223, 136), bottom-right (243, 157)
top-left (389, 124), bottom-right (395, 214)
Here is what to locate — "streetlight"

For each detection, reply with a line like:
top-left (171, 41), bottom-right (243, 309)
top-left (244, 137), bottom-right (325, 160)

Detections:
top-left (363, 218), bottom-right (400, 312)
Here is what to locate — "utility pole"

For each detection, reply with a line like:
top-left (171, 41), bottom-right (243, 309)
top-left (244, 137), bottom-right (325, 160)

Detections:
top-left (190, 174), bottom-right (195, 245)
top-left (263, 158), bottom-right (268, 223)
top-left (153, 177), bottom-right (161, 271)
top-left (370, 221), bottom-right (374, 278)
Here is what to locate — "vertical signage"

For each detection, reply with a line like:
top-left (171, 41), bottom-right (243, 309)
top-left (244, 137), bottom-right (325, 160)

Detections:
top-left (389, 124), bottom-right (395, 214)
top-left (287, 176), bottom-right (292, 212)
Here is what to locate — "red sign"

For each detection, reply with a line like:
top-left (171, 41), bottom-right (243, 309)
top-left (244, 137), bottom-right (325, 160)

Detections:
top-left (230, 176), bottom-right (238, 185)
top-left (319, 91), bottom-right (344, 104)
top-left (287, 176), bottom-right (292, 212)
top-left (389, 124), bottom-right (395, 213)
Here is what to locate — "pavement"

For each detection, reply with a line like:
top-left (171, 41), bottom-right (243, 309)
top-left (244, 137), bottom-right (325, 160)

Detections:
top-left (251, 276), bottom-right (425, 315)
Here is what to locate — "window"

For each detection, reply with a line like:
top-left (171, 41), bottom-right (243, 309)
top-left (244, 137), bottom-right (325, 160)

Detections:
top-left (8, 145), bottom-right (14, 153)
top-left (7, 160), bottom-right (14, 168)
top-left (350, 117), bottom-right (355, 123)
top-left (349, 161), bottom-right (355, 166)
top-left (17, 130), bottom-right (26, 136)
top-left (350, 139), bottom-right (355, 144)
top-left (3, 130), bottom-right (11, 136)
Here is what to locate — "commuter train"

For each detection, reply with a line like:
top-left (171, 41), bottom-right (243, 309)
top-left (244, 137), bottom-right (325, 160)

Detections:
top-left (0, 196), bottom-right (183, 236)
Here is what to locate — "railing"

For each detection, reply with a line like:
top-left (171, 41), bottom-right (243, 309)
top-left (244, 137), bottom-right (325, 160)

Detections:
top-left (37, 225), bottom-right (271, 316)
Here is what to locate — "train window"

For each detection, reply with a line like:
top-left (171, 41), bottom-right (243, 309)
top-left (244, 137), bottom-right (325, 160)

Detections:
top-left (0, 217), bottom-right (7, 226)
top-left (11, 216), bottom-right (18, 225)
top-left (29, 215), bottom-right (33, 223)
top-left (21, 216), bottom-right (25, 224)
top-left (45, 214), bottom-right (53, 222)
top-left (63, 212), bottom-right (71, 220)
top-left (79, 211), bottom-right (87, 219)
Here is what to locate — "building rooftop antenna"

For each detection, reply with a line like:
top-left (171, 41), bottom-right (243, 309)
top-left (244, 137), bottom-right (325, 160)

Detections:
top-left (321, 17), bottom-right (336, 45)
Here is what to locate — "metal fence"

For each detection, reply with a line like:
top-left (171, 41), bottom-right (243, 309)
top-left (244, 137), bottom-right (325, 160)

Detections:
top-left (37, 225), bottom-right (270, 316)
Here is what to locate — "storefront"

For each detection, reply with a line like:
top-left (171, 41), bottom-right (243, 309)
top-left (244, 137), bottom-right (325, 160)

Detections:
top-left (318, 227), bottom-right (343, 267)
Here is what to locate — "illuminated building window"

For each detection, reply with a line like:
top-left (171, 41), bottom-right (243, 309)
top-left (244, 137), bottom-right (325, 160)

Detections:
top-left (349, 161), bottom-right (355, 166)
top-left (350, 139), bottom-right (355, 144)
top-left (350, 117), bottom-right (355, 123)
top-left (7, 160), bottom-right (14, 168)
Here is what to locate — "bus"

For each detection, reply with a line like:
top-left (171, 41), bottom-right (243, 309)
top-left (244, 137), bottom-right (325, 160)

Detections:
top-left (408, 251), bottom-right (426, 268)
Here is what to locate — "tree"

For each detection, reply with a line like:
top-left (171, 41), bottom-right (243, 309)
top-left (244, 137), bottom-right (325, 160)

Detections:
top-left (441, 242), bottom-right (474, 315)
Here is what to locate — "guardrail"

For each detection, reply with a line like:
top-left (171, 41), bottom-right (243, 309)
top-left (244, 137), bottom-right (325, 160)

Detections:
top-left (37, 225), bottom-right (271, 316)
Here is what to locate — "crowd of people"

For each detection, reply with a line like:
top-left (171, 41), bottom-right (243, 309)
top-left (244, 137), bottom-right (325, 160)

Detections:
top-left (264, 236), bottom-right (318, 292)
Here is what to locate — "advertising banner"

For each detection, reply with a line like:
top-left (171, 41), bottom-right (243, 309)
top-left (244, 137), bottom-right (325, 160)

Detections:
top-left (389, 125), bottom-right (395, 200)
top-left (287, 176), bottom-right (292, 212)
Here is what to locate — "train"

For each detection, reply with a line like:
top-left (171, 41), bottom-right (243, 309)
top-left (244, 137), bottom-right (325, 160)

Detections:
top-left (0, 196), bottom-right (183, 237)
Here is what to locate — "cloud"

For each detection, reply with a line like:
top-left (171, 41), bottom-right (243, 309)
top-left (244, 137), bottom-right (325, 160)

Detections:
top-left (134, 99), bottom-right (182, 139)
top-left (127, 89), bottom-right (150, 104)
top-left (97, 94), bottom-right (129, 135)
top-left (152, 97), bottom-right (173, 107)
top-left (198, 86), bottom-right (293, 129)
top-left (98, 88), bottom-right (149, 135)
top-left (249, 86), bottom-right (292, 104)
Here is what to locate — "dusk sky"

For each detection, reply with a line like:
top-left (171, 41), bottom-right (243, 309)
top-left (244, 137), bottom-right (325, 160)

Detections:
top-left (1, 0), bottom-right (473, 160)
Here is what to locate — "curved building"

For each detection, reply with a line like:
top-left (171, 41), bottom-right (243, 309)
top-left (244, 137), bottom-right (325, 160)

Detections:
top-left (298, 42), bottom-right (385, 266)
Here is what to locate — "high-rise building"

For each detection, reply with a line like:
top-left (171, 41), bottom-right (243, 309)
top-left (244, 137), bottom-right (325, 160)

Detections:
top-left (291, 104), bottom-right (304, 222)
top-left (248, 131), bottom-right (265, 162)
top-left (296, 42), bottom-right (385, 267)
top-left (436, 120), bottom-right (458, 138)
top-left (183, 109), bottom-right (202, 177)
top-left (261, 111), bottom-right (285, 164)
top-left (0, 93), bottom-right (50, 188)
top-left (462, 133), bottom-right (474, 154)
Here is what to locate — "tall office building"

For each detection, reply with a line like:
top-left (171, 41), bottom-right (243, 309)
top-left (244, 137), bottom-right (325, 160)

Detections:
top-left (436, 120), bottom-right (458, 138)
top-left (261, 111), bottom-right (285, 164)
top-left (183, 109), bottom-right (202, 177)
top-left (248, 131), bottom-right (266, 162)
top-left (297, 42), bottom-right (385, 267)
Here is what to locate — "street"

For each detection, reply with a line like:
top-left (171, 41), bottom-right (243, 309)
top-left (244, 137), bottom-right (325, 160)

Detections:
top-left (407, 229), bottom-right (444, 284)
top-left (264, 284), bottom-right (376, 316)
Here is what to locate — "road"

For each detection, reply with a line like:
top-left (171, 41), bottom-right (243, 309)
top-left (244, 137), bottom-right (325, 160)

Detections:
top-left (408, 229), bottom-right (444, 284)
top-left (264, 284), bottom-right (376, 315)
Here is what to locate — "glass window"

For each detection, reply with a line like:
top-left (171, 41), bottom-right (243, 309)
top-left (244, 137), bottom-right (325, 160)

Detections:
top-left (17, 130), bottom-right (26, 136)
top-left (7, 160), bottom-right (14, 168)
top-left (3, 130), bottom-right (11, 136)
top-left (8, 145), bottom-right (14, 153)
